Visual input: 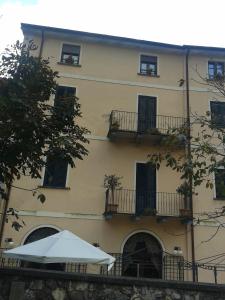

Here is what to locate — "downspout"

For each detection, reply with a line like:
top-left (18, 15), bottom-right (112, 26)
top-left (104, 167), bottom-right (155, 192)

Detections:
top-left (39, 29), bottom-right (45, 58)
top-left (185, 47), bottom-right (196, 282)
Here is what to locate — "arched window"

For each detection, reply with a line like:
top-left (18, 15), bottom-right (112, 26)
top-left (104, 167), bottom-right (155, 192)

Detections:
top-left (122, 232), bottom-right (163, 278)
top-left (24, 227), bottom-right (59, 245)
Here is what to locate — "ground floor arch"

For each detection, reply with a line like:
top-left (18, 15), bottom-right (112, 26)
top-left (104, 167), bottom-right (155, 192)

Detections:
top-left (22, 226), bottom-right (64, 270)
top-left (23, 226), bottom-right (59, 245)
top-left (122, 231), bottom-right (163, 278)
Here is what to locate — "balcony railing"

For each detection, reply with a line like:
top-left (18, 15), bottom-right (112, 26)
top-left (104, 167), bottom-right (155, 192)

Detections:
top-left (105, 189), bottom-right (185, 217)
top-left (108, 110), bottom-right (186, 139)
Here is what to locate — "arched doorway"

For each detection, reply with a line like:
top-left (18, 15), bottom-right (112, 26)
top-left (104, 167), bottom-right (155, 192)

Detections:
top-left (122, 232), bottom-right (163, 278)
top-left (22, 226), bottom-right (64, 271)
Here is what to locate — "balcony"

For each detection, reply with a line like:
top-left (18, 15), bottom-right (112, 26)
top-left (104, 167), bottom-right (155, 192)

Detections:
top-left (108, 110), bottom-right (186, 144)
top-left (104, 189), bottom-right (185, 219)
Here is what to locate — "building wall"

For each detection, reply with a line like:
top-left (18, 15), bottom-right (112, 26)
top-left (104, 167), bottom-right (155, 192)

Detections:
top-left (3, 26), bottom-right (225, 283)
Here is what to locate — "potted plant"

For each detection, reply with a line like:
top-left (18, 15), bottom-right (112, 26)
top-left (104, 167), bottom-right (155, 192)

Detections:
top-left (104, 174), bottom-right (122, 213)
top-left (142, 207), bottom-right (157, 216)
top-left (146, 128), bottom-right (161, 135)
top-left (179, 208), bottom-right (192, 218)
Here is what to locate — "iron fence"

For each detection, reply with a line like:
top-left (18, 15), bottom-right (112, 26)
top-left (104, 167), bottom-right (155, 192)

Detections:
top-left (1, 249), bottom-right (225, 284)
top-left (109, 110), bottom-right (186, 136)
top-left (100, 253), bottom-right (184, 281)
top-left (105, 189), bottom-right (185, 217)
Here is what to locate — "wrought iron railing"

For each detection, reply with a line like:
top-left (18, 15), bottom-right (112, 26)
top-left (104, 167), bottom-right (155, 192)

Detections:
top-left (1, 249), bottom-right (225, 284)
top-left (100, 253), bottom-right (184, 281)
top-left (105, 189), bottom-right (185, 217)
top-left (0, 249), bottom-right (87, 273)
top-left (109, 110), bottom-right (186, 136)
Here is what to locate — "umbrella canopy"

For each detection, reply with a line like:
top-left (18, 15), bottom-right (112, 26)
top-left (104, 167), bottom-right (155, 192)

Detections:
top-left (4, 230), bottom-right (115, 269)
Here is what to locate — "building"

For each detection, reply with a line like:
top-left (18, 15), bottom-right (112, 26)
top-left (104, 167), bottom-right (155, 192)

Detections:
top-left (2, 23), bottom-right (225, 283)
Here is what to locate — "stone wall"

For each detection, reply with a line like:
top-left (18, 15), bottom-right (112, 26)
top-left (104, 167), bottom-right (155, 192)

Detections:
top-left (0, 268), bottom-right (225, 300)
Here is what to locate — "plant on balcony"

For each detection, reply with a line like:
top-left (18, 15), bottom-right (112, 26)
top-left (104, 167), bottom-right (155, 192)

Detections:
top-left (146, 128), bottom-right (161, 135)
top-left (104, 174), bottom-right (123, 213)
top-left (179, 209), bottom-right (192, 218)
top-left (142, 207), bottom-right (157, 216)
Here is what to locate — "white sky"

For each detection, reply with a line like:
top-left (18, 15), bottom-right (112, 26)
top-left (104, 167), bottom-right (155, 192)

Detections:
top-left (1, 0), bottom-right (225, 54)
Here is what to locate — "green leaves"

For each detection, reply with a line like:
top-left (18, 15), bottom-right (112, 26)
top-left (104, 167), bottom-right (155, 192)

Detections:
top-left (0, 40), bottom-right (89, 189)
top-left (0, 41), bottom-right (90, 231)
top-left (104, 175), bottom-right (123, 190)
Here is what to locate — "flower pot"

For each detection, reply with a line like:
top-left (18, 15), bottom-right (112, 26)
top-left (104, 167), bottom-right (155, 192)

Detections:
top-left (107, 203), bottom-right (118, 213)
top-left (180, 209), bottom-right (192, 218)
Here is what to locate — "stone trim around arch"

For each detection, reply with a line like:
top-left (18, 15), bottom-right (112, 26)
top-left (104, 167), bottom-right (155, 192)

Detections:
top-left (120, 229), bottom-right (165, 254)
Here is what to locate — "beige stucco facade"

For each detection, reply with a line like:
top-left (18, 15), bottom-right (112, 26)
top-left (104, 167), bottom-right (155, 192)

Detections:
top-left (2, 23), bottom-right (225, 283)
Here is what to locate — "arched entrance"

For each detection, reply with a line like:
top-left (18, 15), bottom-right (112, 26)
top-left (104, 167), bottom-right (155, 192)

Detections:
top-left (22, 226), bottom-right (64, 270)
top-left (122, 232), bottom-right (163, 278)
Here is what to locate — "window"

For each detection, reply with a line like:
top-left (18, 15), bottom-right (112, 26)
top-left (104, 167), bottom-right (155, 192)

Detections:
top-left (215, 169), bottom-right (225, 199)
top-left (210, 101), bottom-right (225, 128)
top-left (140, 55), bottom-right (158, 76)
top-left (61, 44), bottom-right (80, 65)
top-left (54, 86), bottom-right (76, 118)
top-left (208, 61), bottom-right (224, 80)
top-left (43, 156), bottom-right (68, 188)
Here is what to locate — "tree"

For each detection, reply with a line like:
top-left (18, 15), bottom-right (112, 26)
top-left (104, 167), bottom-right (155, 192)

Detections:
top-left (0, 41), bottom-right (89, 241)
top-left (148, 74), bottom-right (225, 225)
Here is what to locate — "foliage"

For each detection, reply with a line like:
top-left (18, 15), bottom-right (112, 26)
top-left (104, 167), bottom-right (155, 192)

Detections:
top-left (0, 41), bottom-right (89, 230)
top-left (104, 174), bottom-right (123, 190)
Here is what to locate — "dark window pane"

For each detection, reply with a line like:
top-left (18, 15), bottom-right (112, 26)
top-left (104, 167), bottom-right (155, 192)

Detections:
top-left (140, 55), bottom-right (157, 75)
top-left (215, 169), bottom-right (225, 199)
top-left (24, 227), bottom-right (59, 244)
top-left (43, 157), bottom-right (68, 188)
top-left (210, 101), bottom-right (225, 128)
top-left (62, 44), bottom-right (80, 55)
top-left (61, 44), bottom-right (80, 65)
top-left (141, 55), bottom-right (157, 63)
top-left (54, 86), bottom-right (76, 118)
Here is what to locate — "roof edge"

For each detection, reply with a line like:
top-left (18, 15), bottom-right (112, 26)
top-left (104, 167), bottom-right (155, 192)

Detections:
top-left (21, 23), bottom-right (225, 53)
top-left (21, 23), bottom-right (183, 51)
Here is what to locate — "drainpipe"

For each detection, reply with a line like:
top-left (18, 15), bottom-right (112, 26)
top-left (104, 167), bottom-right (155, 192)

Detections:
top-left (39, 29), bottom-right (45, 58)
top-left (185, 47), bottom-right (196, 282)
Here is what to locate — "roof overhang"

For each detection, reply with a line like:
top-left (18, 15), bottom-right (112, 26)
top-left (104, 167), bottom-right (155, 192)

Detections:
top-left (21, 23), bottom-right (184, 54)
top-left (21, 23), bottom-right (225, 57)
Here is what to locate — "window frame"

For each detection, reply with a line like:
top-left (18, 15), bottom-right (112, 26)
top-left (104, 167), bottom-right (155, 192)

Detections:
top-left (214, 168), bottom-right (225, 200)
top-left (42, 156), bottom-right (69, 189)
top-left (210, 100), bottom-right (225, 128)
top-left (208, 61), bottom-right (224, 80)
top-left (54, 85), bottom-right (77, 118)
top-left (138, 54), bottom-right (159, 77)
top-left (59, 42), bottom-right (82, 67)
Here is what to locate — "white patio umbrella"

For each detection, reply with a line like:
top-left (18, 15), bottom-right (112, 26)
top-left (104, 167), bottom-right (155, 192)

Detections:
top-left (4, 230), bottom-right (115, 270)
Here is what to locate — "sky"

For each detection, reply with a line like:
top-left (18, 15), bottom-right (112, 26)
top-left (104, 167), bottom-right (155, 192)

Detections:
top-left (1, 0), bottom-right (225, 54)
